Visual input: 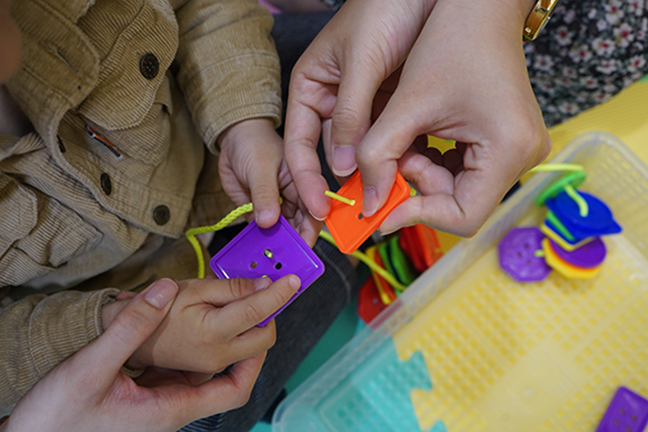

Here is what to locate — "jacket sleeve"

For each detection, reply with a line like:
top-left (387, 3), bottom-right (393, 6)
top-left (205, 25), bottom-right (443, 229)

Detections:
top-left (0, 134), bottom-right (121, 413)
top-left (0, 288), bottom-right (119, 414)
top-left (173, 0), bottom-right (282, 152)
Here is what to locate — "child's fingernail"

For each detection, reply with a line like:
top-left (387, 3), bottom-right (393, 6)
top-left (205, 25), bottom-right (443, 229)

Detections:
top-left (288, 275), bottom-right (301, 290)
top-left (308, 209), bottom-right (326, 222)
top-left (144, 279), bottom-right (178, 309)
top-left (257, 210), bottom-right (275, 226)
top-left (363, 187), bottom-right (378, 217)
top-left (254, 277), bottom-right (272, 291)
top-left (332, 145), bottom-right (357, 176)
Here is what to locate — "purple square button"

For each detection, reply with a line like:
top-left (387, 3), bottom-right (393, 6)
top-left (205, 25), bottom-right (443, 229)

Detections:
top-left (596, 387), bottom-right (648, 432)
top-left (210, 215), bottom-right (325, 326)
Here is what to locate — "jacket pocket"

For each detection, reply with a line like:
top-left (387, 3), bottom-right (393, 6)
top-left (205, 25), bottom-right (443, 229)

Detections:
top-left (83, 74), bottom-right (173, 166)
top-left (0, 175), bottom-right (103, 286)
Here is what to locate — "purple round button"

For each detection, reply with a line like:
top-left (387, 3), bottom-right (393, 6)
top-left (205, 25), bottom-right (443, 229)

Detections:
top-left (498, 227), bottom-right (552, 282)
top-left (549, 237), bottom-right (606, 269)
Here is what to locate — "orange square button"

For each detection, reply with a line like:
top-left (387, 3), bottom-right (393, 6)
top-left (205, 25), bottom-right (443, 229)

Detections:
top-left (325, 170), bottom-right (410, 254)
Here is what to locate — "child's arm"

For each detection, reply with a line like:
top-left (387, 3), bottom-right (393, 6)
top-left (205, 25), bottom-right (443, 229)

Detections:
top-left (0, 288), bottom-right (120, 413)
top-left (173, 0), bottom-right (281, 155)
top-left (173, 0), bottom-right (321, 242)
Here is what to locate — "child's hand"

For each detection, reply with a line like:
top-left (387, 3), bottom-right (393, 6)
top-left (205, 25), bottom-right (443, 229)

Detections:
top-left (105, 275), bottom-right (301, 374)
top-left (5, 279), bottom-right (266, 432)
top-left (219, 118), bottom-right (322, 246)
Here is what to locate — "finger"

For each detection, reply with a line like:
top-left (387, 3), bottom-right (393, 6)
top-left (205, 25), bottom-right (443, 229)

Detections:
top-left (381, 147), bottom-right (523, 236)
top-left (216, 275), bottom-right (301, 334)
top-left (137, 367), bottom-right (213, 388)
top-left (328, 61), bottom-right (381, 177)
top-left (355, 104), bottom-right (420, 217)
top-left (248, 148), bottom-right (282, 228)
top-left (226, 322), bottom-right (278, 363)
top-left (284, 81), bottom-right (334, 221)
top-left (193, 277), bottom-right (274, 306)
top-left (83, 279), bottom-right (178, 376)
top-left (166, 353), bottom-right (267, 424)
top-left (115, 291), bottom-right (137, 301)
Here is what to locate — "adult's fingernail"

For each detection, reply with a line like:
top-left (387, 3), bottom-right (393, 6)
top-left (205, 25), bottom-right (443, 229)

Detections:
top-left (144, 279), bottom-right (178, 309)
top-left (332, 145), bottom-right (357, 176)
top-left (308, 209), bottom-right (326, 222)
top-left (254, 277), bottom-right (272, 291)
top-left (288, 275), bottom-right (301, 290)
top-left (363, 187), bottom-right (378, 217)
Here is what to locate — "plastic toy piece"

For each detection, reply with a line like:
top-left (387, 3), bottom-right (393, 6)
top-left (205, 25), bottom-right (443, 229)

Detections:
top-left (325, 170), bottom-right (410, 254)
top-left (358, 277), bottom-right (388, 324)
top-left (366, 245), bottom-right (398, 304)
top-left (388, 235), bottom-right (419, 286)
top-left (498, 227), bottom-right (552, 282)
top-left (377, 241), bottom-right (400, 285)
top-left (540, 221), bottom-right (596, 252)
top-left (535, 171), bottom-right (587, 207)
top-left (547, 191), bottom-right (622, 238)
top-left (549, 237), bottom-right (606, 268)
top-left (596, 386), bottom-right (648, 432)
top-left (542, 238), bottom-right (602, 280)
top-left (399, 225), bottom-right (444, 273)
top-left (210, 215), bottom-right (325, 326)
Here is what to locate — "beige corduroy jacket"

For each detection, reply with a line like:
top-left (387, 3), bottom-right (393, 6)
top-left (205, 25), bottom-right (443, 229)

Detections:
top-left (0, 0), bottom-right (281, 413)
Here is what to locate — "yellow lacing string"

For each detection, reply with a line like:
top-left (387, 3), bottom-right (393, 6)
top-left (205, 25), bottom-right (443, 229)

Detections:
top-left (317, 231), bottom-right (407, 292)
top-left (185, 203), bottom-right (253, 279)
top-left (529, 163), bottom-right (584, 173)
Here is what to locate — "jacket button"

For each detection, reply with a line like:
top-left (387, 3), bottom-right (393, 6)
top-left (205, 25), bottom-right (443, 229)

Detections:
top-left (100, 173), bottom-right (112, 196)
top-left (153, 205), bottom-right (170, 225)
top-left (139, 53), bottom-right (159, 80)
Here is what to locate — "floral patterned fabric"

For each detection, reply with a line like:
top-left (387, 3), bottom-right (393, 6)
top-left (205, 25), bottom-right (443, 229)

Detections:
top-left (526, 0), bottom-right (648, 126)
top-left (321, 0), bottom-right (648, 128)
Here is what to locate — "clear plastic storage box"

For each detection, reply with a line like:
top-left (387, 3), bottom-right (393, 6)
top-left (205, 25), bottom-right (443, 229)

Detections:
top-left (273, 132), bottom-right (648, 432)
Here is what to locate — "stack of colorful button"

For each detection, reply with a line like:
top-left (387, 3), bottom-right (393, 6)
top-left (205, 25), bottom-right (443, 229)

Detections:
top-left (499, 171), bottom-right (622, 282)
top-left (358, 225), bottom-right (445, 324)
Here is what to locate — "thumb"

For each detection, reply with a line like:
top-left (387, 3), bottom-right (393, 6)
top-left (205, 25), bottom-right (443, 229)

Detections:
top-left (248, 153), bottom-right (282, 229)
top-left (328, 61), bottom-right (381, 177)
top-left (355, 107), bottom-right (419, 217)
top-left (84, 279), bottom-right (178, 374)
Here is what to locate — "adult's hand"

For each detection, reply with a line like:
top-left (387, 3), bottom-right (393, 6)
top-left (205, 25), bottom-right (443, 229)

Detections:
top-left (286, 0), bottom-right (550, 238)
top-left (284, 0), bottom-right (437, 234)
top-left (1, 279), bottom-right (266, 432)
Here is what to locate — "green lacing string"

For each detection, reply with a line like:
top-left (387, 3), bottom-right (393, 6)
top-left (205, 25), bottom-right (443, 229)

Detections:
top-left (186, 203), bottom-right (254, 279)
top-left (531, 163), bottom-right (589, 216)
top-left (564, 184), bottom-right (589, 217)
top-left (186, 201), bottom-right (408, 293)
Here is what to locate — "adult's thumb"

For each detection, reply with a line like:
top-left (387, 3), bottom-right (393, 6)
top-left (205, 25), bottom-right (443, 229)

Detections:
top-left (85, 279), bottom-right (178, 373)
